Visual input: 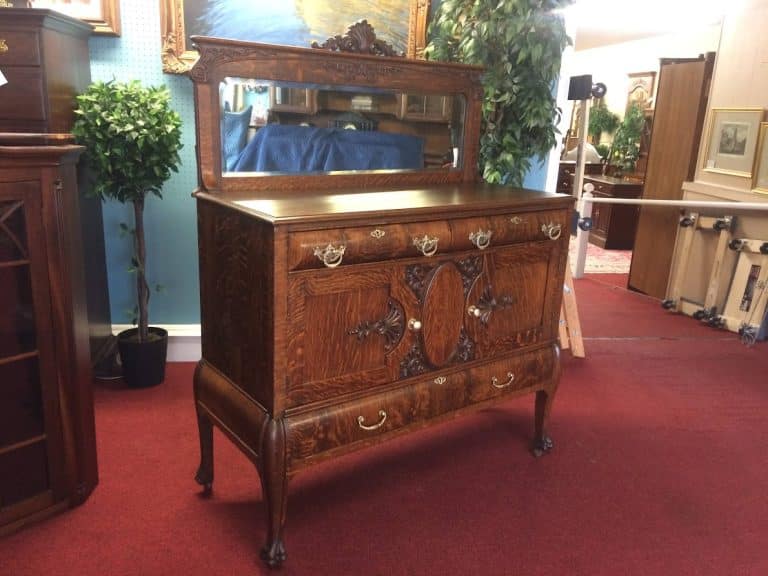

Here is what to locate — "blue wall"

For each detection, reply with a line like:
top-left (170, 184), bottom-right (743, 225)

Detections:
top-left (87, 0), bottom-right (551, 325)
top-left (88, 0), bottom-right (199, 325)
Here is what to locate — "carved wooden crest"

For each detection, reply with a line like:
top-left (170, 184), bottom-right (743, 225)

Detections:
top-left (311, 20), bottom-right (402, 57)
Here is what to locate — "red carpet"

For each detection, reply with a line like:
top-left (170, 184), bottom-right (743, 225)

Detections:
top-left (1, 280), bottom-right (766, 575)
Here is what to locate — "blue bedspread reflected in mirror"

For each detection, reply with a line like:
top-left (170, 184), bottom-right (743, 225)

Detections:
top-left (232, 124), bottom-right (424, 173)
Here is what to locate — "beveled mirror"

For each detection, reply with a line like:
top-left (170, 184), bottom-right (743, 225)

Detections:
top-left (190, 30), bottom-right (484, 193)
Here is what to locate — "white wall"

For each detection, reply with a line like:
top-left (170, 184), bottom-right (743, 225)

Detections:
top-left (567, 25), bottom-right (721, 130)
top-left (545, 19), bottom-right (721, 193)
top-left (691, 0), bottom-right (768, 196)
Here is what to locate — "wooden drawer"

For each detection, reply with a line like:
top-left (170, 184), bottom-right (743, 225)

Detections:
top-left (489, 209), bottom-right (568, 245)
top-left (0, 30), bottom-right (41, 67)
top-left (288, 209), bottom-right (568, 270)
top-left (465, 347), bottom-right (553, 404)
top-left (0, 68), bottom-right (46, 122)
top-left (285, 347), bottom-right (552, 463)
top-left (286, 380), bottom-right (435, 462)
top-left (288, 220), bottom-right (450, 270)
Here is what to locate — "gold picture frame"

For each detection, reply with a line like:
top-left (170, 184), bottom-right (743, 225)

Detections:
top-left (160, 0), bottom-right (429, 75)
top-left (626, 71), bottom-right (656, 112)
top-left (702, 107), bottom-right (764, 178)
top-left (30, 0), bottom-right (121, 36)
top-left (752, 123), bottom-right (768, 194)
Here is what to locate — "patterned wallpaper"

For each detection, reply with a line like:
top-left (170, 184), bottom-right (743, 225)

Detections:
top-left (89, 0), bottom-right (200, 324)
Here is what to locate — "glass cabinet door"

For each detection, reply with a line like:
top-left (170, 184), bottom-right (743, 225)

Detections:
top-left (0, 183), bottom-right (62, 519)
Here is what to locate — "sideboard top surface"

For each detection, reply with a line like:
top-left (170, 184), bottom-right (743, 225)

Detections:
top-left (195, 183), bottom-right (573, 225)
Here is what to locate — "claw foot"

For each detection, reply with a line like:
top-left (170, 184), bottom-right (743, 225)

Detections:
top-left (530, 435), bottom-right (554, 458)
top-left (260, 540), bottom-right (287, 569)
top-left (195, 467), bottom-right (213, 496)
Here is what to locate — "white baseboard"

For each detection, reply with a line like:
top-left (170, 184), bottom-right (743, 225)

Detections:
top-left (111, 324), bottom-right (202, 362)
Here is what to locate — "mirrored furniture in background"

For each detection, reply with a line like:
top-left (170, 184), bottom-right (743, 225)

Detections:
top-left (189, 29), bottom-right (572, 567)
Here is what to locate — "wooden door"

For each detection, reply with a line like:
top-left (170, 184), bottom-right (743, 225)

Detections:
top-left (628, 54), bottom-right (715, 297)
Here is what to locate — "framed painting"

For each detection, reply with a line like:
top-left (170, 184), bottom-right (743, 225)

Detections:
top-left (160, 0), bottom-right (429, 74)
top-left (30, 0), bottom-right (121, 35)
top-left (752, 123), bottom-right (768, 194)
top-left (702, 107), bottom-right (764, 178)
top-left (626, 71), bottom-right (655, 112)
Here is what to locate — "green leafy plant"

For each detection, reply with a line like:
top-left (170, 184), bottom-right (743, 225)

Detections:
top-left (425, 0), bottom-right (572, 186)
top-left (608, 102), bottom-right (645, 175)
top-left (595, 143), bottom-right (611, 161)
top-left (588, 101), bottom-right (619, 143)
top-left (72, 80), bottom-right (183, 343)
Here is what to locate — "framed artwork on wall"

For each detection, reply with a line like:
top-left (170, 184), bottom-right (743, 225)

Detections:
top-left (160, 0), bottom-right (429, 74)
top-left (752, 123), bottom-right (768, 194)
top-left (702, 107), bottom-right (764, 178)
top-left (30, 0), bottom-right (121, 35)
top-left (626, 71), bottom-right (656, 112)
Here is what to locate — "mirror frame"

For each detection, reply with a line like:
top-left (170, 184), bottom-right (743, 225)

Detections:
top-left (161, 0), bottom-right (429, 74)
top-left (190, 36), bottom-right (485, 193)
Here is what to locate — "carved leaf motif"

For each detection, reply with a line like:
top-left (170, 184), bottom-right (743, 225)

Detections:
top-left (399, 345), bottom-right (428, 379)
top-left (454, 328), bottom-right (475, 363)
top-left (475, 285), bottom-right (514, 326)
top-left (405, 264), bottom-right (435, 303)
top-left (347, 300), bottom-right (404, 352)
top-left (456, 256), bottom-right (483, 295)
top-left (311, 20), bottom-right (402, 57)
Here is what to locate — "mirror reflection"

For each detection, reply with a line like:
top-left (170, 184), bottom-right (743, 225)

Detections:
top-left (220, 78), bottom-right (466, 175)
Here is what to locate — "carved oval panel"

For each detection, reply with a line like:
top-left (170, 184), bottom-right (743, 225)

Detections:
top-left (421, 263), bottom-right (465, 367)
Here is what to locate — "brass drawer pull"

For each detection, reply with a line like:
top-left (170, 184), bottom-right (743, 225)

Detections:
top-left (357, 410), bottom-right (387, 431)
top-left (0, 39), bottom-right (8, 55)
top-left (370, 229), bottom-right (386, 239)
top-left (433, 376), bottom-right (447, 386)
top-left (467, 305), bottom-right (481, 318)
top-left (313, 243), bottom-right (346, 268)
top-left (541, 222), bottom-right (562, 241)
top-left (407, 318), bottom-right (422, 332)
top-left (491, 372), bottom-right (515, 389)
top-left (469, 229), bottom-right (493, 250)
top-left (412, 234), bottom-right (439, 257)
top-left (509, 216), bottom-right (526, 225)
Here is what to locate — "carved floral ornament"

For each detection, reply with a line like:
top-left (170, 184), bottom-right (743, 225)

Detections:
top-left (160, 0), bottom-right (429, 74)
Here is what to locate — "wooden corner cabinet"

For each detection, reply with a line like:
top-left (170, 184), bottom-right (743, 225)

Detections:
top-left (189, 30), bottom-right (572, 568)
top-left (0, 136), bottom-right (97, 535)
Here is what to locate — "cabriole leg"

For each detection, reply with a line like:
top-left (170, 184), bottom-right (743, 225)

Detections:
top-left (258, 418), bottom-right (289, 568)
top-left (531, 389), bottom-right (555, 457)
top-left (195, 409), bottom-right (214, 495)
top-left (531, 344), bottom-right (560, 458)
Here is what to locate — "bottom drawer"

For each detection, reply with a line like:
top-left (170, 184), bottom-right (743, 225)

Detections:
top-left (285, 346), bottom-right (554, 464)
top-left (466, 348), bottom-right (553, 404)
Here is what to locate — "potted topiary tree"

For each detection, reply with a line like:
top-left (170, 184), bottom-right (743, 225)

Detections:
top-left (72, 79), bottom-right (183, 388)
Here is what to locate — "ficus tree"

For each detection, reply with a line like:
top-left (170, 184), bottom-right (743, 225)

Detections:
top-left (425, 0), bottom-right (573, 186)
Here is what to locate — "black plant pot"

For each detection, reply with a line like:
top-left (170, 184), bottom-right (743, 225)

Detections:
top-left (117, 327), bottom-right (168, 388)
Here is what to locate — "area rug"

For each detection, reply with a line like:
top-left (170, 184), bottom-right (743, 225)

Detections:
top-left (568, 238), bottom-right (632, 274)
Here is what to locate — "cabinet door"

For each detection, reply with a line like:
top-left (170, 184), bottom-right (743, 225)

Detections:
top-left (0, 181), bottom-right (65, 528)
top-left (464, 242), bottom-right (562, 359)
top-left (286, 267), bottom-right (412, 407)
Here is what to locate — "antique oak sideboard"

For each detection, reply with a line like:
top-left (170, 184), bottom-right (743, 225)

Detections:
top-left (189, 29), bottom-right (572, 568)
